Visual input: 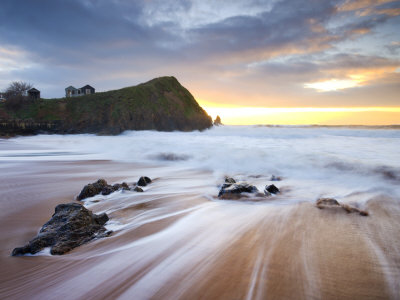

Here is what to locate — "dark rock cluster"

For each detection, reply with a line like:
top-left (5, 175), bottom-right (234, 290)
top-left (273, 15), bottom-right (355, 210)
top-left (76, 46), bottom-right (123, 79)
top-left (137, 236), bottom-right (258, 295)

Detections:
top-left (12, 203), bottom-right (111, 256)
top-left (218, 176), bottom-right (280, 200)
top-left (77, 177), bottom-right (152, 200)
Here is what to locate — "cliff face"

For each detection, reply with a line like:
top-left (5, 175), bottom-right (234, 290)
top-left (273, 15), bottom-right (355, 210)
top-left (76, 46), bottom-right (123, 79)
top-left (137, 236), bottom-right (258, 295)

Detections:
top-left (0, 76), bottom-right (213, 136)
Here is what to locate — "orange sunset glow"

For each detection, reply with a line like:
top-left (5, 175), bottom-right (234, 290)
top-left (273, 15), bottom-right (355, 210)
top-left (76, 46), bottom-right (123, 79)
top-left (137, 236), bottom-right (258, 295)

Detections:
top-left (201, 106), bottom-right (400, 125)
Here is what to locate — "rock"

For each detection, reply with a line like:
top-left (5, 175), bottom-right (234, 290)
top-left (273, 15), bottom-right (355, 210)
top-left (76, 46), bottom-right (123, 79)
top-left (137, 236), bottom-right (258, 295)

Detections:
top-left (265, 184), bottom-right (280, 195)
top-left (316, 198), bottom-right (368, 216)
top-left (112, 182), bottom-right (130, 191)
top-left (101, 186), bottom-right (113, 196)
top-left (224, 177), bottom-right (236, 184)
top-left (77, 179), bottom-right (108, 200)
top-left (270, 175), bottom-right (282, 181)
top-left (214, 115), bottom-right (222, 126)
top-left (316, 198), bottom-right (340, 208)
top-left (133, 186), bottom-right (144, 192)
top-left (341, 203), bottom-right (369, 216)
top-left (78, 180), bottom-right (133, 200)
top-left (218, 182), bottom-right (259, 199)
top-left (11, 203), bottom-right (111, 256)
top-left (93, 212), bottom-right (109, 225)
top-left (137, 176), bottom-right (152, 187)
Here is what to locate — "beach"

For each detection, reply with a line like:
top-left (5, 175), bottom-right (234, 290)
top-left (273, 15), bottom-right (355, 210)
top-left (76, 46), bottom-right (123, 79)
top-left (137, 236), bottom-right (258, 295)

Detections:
top-left (1, 126), bottom-right (400, 299)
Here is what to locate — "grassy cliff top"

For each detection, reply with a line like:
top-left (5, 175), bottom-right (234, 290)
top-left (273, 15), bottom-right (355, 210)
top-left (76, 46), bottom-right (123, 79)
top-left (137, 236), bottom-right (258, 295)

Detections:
top-left (0, 76), bottom-right (212, 133)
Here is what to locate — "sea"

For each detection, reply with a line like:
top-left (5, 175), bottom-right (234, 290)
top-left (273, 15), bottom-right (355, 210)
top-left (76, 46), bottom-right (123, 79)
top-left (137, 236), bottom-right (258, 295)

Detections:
top-left (1, 125), bottom-right (400, 299)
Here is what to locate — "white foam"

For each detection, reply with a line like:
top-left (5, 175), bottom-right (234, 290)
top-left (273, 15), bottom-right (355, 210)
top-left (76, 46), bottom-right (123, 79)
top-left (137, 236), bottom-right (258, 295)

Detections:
top-left (2, 126), bottom-right (400, 201)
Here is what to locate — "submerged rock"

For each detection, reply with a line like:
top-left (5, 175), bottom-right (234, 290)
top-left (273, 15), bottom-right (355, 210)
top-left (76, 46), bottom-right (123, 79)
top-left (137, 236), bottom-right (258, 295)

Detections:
top-left (12, 203), bottom-right (111, 256)
top-left (316, 198), bottom-right (368, 216)
top-left (316, 198), bottom-right (340, 208)
top-left (265, 184), bottom-right (280, 195)
top-left (270, 175), bottom-right (282, 181)
top-left (133, 186), bottom-right (144, 192)
top-left (218, 181), bottom-right (259, 199)
top-left (137, 176), bottom-right (152, 187)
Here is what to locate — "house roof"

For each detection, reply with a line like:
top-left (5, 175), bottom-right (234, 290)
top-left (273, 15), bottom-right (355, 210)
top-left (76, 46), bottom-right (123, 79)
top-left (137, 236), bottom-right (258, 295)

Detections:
top-left (28, 88), bottom-right (40, 93)
top-left (65, 86), bottom-right (77, 91)
top-left (80, 85), bottom-right (94, 90)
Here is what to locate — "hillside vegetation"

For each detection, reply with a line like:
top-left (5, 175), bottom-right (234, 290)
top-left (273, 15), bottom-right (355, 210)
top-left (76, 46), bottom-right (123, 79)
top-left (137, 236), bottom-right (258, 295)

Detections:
top-left (0, 76), bottom-right (213, 135)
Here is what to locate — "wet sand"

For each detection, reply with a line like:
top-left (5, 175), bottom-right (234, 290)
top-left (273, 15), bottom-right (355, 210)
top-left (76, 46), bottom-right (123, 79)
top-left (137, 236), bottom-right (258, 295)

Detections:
top-left (1, 160), bottom-right (400, 300)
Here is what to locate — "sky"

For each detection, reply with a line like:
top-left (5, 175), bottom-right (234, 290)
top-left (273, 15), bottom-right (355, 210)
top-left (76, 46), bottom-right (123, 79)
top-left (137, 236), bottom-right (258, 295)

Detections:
top-left (0, 0), bottom-right (399, 125)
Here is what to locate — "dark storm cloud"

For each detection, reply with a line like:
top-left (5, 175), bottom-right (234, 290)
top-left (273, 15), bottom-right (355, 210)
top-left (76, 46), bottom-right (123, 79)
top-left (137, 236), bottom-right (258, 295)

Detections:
top-left (0, 0), bottom-right (180, 65)
top-left (0, 0), bottom-right (341, 65)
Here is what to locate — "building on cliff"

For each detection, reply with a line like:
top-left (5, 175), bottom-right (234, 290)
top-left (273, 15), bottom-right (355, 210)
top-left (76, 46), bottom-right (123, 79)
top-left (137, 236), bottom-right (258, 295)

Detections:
top-left (65, 85), bottom-right (95, 97)
top-left (27, 88), bottom-right (40, 100)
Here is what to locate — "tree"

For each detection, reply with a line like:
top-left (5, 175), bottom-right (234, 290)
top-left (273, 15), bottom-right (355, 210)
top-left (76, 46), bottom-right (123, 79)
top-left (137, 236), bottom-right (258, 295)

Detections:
top-left (4, 81), bottom-right (32, 97)
top-left (3, 81), bottom-right (33, 109)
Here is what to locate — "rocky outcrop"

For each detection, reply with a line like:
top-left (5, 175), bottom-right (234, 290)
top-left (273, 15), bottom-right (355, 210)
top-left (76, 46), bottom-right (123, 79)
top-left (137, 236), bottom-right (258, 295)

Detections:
top-left (218, 177), bottom-right (259, 199)
top-left (77, 179), bottom-right (140, 201)
top-left (0, 120), bottom-right (63, 136)
top-left (316, 198), bottom-right (368, 216)
top-left (11, 203), bottom-right (111, 256)
top-left (77, 179), bottom-right (109, 200)
top-left (214, 115), bottom-right (222, 126)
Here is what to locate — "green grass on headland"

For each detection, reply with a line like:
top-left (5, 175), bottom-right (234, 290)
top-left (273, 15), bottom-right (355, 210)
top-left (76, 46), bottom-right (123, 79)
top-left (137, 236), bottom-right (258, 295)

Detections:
top-left (0, 76), bottom-right (213, 134)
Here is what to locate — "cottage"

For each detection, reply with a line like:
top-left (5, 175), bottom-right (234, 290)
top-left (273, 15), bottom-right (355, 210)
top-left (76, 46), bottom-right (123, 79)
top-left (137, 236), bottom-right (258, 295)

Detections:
top-left (65, 85), bottom-right (95, 97)
top-left (65, 86), bottom-right (80, 97)
top-left (79, 85), bottom-right (95, 95)
top-left (27, 88), bottom-right (40, 100)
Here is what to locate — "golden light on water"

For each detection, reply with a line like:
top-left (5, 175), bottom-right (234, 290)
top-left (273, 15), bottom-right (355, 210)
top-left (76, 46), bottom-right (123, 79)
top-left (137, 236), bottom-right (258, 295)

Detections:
top-left (202, 105), bottom-right (400, 125)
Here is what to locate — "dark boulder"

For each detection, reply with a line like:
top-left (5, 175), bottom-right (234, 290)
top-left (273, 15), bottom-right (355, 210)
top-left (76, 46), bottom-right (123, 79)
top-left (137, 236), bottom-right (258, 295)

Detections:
top-left (137, 176), bottom-right (152, 187)
top-left (265, 184), bottom-right (280, 195)
top-left (12, 203), bottom-right (111, 256)
top-left (77, 179), bottom-right (108, 200)
top-left (218, 182), bottom-right (259, 199)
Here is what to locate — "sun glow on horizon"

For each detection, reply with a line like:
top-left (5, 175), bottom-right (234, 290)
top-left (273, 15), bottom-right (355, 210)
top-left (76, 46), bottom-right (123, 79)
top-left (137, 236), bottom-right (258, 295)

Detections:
top-left (202, 106), bottom-right (400, 125)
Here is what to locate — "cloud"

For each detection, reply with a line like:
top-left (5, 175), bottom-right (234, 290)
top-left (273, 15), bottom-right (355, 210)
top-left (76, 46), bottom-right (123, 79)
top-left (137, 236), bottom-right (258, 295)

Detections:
top-left (0, 0), bottom-right (398, 107)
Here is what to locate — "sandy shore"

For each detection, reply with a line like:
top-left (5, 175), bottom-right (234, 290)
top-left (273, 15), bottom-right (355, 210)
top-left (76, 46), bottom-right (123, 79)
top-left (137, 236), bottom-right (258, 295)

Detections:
top-left (1, 159), bottom-right (400, 300)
